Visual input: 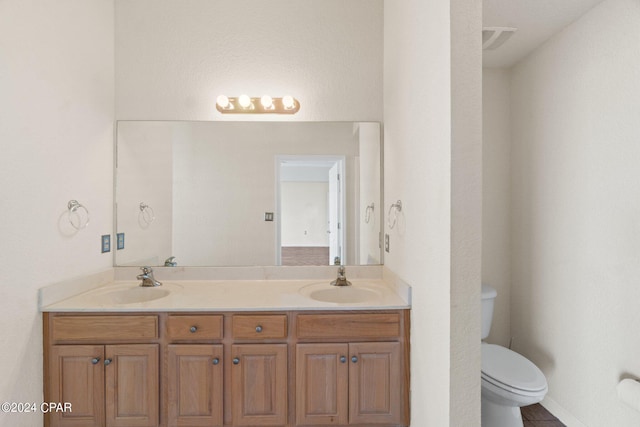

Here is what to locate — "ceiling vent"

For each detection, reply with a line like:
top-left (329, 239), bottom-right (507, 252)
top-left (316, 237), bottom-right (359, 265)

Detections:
top-left (482, 27), bottom-right (517, 50)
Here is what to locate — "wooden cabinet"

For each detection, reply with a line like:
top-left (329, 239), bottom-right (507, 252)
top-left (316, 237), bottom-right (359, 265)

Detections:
top-left (348, 342), bottom-right (402, 425)
top-left (296, 344), bottom-right (349, 425)
top-left (231, 344), bottom-right (288, 426)
top-left (49, 345), bottom-right (104, 427)
top-left (296, 342), bottom-right (402, 426)
top-left (44, 310), bottom-right (409, 427)
top-left (167, 344), bottom-right (223, 426)
top-left (48, 344), bottom-right (159, 427)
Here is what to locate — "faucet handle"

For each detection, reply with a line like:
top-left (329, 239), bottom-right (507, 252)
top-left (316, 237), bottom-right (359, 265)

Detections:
top-left (140, 266), bottom-right (153, 275)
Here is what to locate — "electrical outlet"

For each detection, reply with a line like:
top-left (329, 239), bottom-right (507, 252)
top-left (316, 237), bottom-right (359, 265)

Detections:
top-left (385, 233), bottom-right (390, 252)
top-left (264, 212), bottom-right (274, 221)
top-left (117, 233), bottom-right (125, 250)
top-left (101, 235), bottom-right (111, 253)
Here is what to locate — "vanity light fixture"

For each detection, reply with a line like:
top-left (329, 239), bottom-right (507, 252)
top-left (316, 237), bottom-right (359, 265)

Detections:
top-left (216, 94), bottom-right (300, 114)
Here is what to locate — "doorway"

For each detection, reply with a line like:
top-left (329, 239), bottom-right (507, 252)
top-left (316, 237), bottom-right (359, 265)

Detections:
top-left (275, 156), bottom-right (345, 266)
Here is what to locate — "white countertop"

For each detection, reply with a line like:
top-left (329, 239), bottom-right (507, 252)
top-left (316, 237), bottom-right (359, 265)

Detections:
top-left (41, 279), bottom-right (410, 312)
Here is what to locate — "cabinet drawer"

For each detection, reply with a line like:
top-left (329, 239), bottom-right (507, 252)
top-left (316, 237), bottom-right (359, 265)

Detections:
top-left (296, 313), bottom-right (401, 339)
top-left (232, 315), bottom-right (288, 339)
top-left (166, 315), bottom-right (223, 340)
top-left (51, 315), bottom-right (158, 342)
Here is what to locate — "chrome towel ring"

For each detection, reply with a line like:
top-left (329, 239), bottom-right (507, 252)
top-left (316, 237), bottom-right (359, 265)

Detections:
top-left (364, 203), bottom-right (375, 223)
top-left (67, 200), bottom-right (90, 230)
top-left (387, 200), bottom-right (402, 229)
top-left (139, 202), bottom-right (155, 225)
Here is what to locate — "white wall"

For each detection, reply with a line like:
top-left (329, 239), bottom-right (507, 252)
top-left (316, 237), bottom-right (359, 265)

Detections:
top-left (510, 0), bottom-right (640, 425)
top-left (384, 0), bottom-right (482, 425)
top-left (281, 182), bottom-right (329, 246)
top-left (482, 68), bottom-right (512, 347)
top-left (0, 1), bottom-right (114, 425)
top-left (115, 0), bottom-right (383, 122)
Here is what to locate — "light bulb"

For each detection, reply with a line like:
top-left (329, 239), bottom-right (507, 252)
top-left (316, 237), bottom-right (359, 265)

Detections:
top-left (216, 95), bottom-right (230, 109)
top-left (282, 95), bottom-right (295, 110)
top-left (238, 94), bottom-right (252, 109)
top-left (260, 95), bottom-right (273, 109)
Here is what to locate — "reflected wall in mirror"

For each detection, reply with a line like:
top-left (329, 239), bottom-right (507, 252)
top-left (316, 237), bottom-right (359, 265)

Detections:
top-left (115, 121), bottom-right (382, 267)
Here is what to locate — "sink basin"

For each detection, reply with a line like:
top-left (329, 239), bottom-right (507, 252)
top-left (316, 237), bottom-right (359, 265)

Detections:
top-left (96, 283), bottom-right (181, 304)
top-left (300, 283), bottom-right (381, 304)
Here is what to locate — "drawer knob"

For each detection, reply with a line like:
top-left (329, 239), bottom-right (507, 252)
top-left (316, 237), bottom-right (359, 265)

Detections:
top-left (340, 356), bottom-right (346, 363)
top-left (212, 358), bottom-right (220, 365)
top-left (233, 357), bottom-right (240, 365)
top-left (351, 356), bottom-right (358, 363)
top-left (255, 325), bottom-right (263, 333)
top-left (91, 357), bottom-right (101, 365)
top-left (190, 326), bottom-right (197, 333)
top-left (104, 358), bottom-right (112, 366)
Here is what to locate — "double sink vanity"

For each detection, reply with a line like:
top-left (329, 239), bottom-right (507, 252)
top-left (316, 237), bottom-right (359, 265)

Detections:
top-left (41, 269), bottom-right (411, 427)
top-left (41, 120), bottom-right (408, 426)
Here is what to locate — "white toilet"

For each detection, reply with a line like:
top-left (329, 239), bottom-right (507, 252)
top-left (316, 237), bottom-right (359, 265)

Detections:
top-left (481, 284), bottom-right (548, 427)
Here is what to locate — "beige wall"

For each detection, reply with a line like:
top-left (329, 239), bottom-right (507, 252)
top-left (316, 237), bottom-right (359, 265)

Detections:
top-left (383, 0), bottom-right (482, 425)
top-left (510, 0), bottom-right (640, 424)
top-left (115, 0), bottom-right (383, 122)
top-left (0, 1), bottom-right (114, 425)
top-left (482, 68), bottom-right (512, 347)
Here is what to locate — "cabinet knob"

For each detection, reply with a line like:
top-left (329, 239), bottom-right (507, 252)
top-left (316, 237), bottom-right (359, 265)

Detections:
top-left (351, 356), bottom-right (358, 363)
top-left (190, 326), bottom-right (197, 333)
top-left (255, 325), bottom-right (263, 333)
top-left (340, 356), bottom-right (347, 363)
top-left (233, 357), bottom-right (240, 365)
top-left (104, 358), bottom-right (112, 366)
top-left (212, 358), bottom-right (220, 365)
top-left (91, 357), bottom-right (101, 365)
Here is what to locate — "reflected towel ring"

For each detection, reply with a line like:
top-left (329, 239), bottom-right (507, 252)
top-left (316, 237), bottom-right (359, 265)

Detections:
top-left (139, 202), bottom-right (155, 225)
top-left (364, 203), bottom-right (375, 223)
top-left (387, 200), bottom-right (402, 229)
top-left (67, 200), bottom-right (90, 230)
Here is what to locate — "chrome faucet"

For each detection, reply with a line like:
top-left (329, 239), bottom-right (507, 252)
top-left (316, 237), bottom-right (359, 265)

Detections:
top-left (137, 267), bottom-right (162, 287)
top-left (164, 256), bottom-right (177, 267)
top-left (330, 266), bottom-right (352, 287)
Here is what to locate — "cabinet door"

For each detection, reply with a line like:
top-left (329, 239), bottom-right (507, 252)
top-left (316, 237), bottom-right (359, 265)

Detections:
top-left (295, 343), bottom-right (348, 426)
top-left (231, 344), bottom-right (287, 426)
top-left (49, 345), bottom-right (105, 427)
top-left (104, 344), bottom-right (159, 427)
top-left (349, 342), bottom-right (402, 425)
top-left (167, 344), bottom-right (224, 426)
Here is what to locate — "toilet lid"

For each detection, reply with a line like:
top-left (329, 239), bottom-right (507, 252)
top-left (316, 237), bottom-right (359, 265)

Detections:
top-left (481, 343), bottom-right (547, 393)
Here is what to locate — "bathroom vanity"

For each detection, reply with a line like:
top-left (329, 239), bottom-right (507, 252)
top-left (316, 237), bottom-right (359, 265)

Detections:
top-left (41, 279), bottom-right (410, 427)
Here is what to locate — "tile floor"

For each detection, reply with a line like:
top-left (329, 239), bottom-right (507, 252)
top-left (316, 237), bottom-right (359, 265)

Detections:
top-left (521, 404), bottom-right (566, 427)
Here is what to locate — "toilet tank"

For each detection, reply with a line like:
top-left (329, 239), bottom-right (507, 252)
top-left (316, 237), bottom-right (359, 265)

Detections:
top-left (481, 284), bottom-right (497, 340)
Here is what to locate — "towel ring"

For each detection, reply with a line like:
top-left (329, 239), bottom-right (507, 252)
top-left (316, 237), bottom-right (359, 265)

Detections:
top-left (139, 202), bottom-right (155, 225)
top-left (364, 203), bottom-right (375, 223)
top-left (67, 200), bottom-right (90, 230)
top-left (387, 200), bottom-right (402, 229)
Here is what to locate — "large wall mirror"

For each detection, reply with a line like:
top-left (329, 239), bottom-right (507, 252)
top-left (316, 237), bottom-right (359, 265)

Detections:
top-left (115, 121), bottom-right (382, 267)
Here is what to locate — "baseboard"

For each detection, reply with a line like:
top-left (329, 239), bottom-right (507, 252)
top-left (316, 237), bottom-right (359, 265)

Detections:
top-left (541, 396), bottom-right (587, 427)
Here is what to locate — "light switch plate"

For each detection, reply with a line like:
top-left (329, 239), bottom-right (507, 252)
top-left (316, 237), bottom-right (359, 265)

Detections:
top-left (116, 233), bottom-right (125, 250)
top-left (385, 234), bottom-right (390, 252)
top-left (101, 235), bottom-right (111, 253)
top-left (264, 212), bottom-right (274, 221)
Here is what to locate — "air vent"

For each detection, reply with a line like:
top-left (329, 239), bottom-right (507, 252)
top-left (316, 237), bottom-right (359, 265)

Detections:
top-left (482, 27), bottom-right (517, 50)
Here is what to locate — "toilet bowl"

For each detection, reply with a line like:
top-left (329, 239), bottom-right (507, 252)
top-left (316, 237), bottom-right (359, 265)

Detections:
top-left (481, 284), bottom-right (548, 427)
top-left (481, 343), bottom-right (548, 427)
